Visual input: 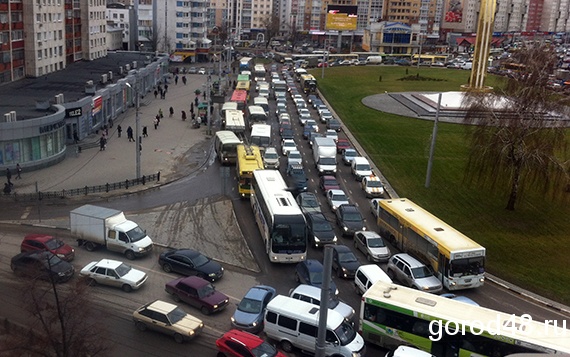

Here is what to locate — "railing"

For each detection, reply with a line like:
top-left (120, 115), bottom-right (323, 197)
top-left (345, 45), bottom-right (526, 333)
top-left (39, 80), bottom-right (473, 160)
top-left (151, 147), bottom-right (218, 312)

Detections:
top-left (1, 172), bottom-right (161, 202)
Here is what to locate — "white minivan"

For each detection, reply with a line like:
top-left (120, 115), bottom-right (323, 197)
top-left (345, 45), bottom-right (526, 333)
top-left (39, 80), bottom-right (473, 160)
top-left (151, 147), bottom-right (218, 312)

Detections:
top-left (354, 264), bottom-right (392, 295)
top-left (351, 157), bottom-right (373, 181)
top-left (264, 295), bottom-right (366, 357)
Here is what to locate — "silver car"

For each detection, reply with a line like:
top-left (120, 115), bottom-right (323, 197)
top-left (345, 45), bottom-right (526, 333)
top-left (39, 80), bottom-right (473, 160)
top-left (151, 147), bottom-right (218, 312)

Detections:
top-left (386, 253), bottom-right (442, 293)
top-left (80, 259), bottom-right (148, 292)
top-left (353, 231), bottom-right (391, 263)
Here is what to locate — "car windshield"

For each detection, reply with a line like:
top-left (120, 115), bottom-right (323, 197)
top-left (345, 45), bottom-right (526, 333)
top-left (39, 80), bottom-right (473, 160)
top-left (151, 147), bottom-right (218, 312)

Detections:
top-left (197, 283), bottom-right (216, 298)
top-left (320, 157), bottom-right (336, 165)
top-left (42, 253), bottom-right (64, 268)
top-left (343, 212), bottom-right (362, 222)
top-left (356, 164), bottom-right (370, 171)
top-left (324, 179), bottom-right (338, 186)
top-left (251, 341), bottom-right (278, 357)
top-left (167, 306), bottom-right (187, 324)
top-left (367, 181), bottom-right (383, 187)
top-left (237, 297), bottom-right (262, 313)
top-left (338, 252), bottom-right (358, 263)
top-left (192, 253), bottom-right (210, 267)
top-left (115, 263), bottom-right (132, 277)
top-left (332, 193), bottom-right (347, 201)
top-left (309, 271), bottom-right (323, 284)
top-left (289, 153), bottom-right (301, 159)
top-left (345, 151), bottom-right (356, 157)
top-left (45, 238), bottom-right (64, 250)
top-left (313, 220), bottom-right (332, 232)
top-left (334, 321), bottom-right (357, 346)
top-left (265, 152), bottom-right (278, 159)
top-left (303, 196), bottom-right (319, 207)
top-left (368, 237), bottom-right (385, 248)
top-left (126, 226), bottom-right (147, 242)
top-left (411, 266), bottom-right (434, 279)
top-left (284, 142), bottom-right (295, 148)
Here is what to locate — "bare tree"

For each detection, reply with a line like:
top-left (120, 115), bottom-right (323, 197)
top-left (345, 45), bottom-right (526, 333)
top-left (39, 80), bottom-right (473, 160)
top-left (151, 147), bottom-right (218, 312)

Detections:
top-left (1, 266), bottom-right (110, 356)
top-left (462, 44), bottom-right (570, 210)
top-left (260, 15), bottom-right (281, 48)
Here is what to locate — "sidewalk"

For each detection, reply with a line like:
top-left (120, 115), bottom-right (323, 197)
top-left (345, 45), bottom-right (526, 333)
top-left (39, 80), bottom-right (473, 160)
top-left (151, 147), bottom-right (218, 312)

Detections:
top-left (12, 72), bottom-right (215, 195)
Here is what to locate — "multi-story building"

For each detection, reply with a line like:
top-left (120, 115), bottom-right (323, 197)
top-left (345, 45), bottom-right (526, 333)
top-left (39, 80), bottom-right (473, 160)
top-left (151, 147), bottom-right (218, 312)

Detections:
top-left (0, 0), bottom-right (25, 84)
top-left (107, 2), bottom-right (136, 50)
top-left (82, 0), bottom-right (108, 60)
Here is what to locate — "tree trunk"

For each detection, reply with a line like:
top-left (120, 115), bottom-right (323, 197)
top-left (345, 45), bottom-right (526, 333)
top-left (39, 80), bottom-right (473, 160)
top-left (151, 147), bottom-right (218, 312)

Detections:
top-left (506, 161), bottom-right (522, 211)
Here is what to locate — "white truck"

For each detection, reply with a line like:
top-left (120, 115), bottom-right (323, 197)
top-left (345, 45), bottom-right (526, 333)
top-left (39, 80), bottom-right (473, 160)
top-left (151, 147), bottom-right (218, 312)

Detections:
top-left (313, 137), bottom-right (337, 175)
top-left (71, 205), bottom-right (153, 260)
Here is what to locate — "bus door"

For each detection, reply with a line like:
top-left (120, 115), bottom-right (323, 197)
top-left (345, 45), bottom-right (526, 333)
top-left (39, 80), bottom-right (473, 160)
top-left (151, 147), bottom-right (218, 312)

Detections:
top-left (430, 333), bottom-right (461, 357)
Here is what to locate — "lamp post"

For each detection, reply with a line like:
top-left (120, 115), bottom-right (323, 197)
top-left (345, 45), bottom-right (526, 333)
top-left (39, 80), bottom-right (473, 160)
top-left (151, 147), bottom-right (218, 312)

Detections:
top-left (125, 82), bottom-right (141, 179)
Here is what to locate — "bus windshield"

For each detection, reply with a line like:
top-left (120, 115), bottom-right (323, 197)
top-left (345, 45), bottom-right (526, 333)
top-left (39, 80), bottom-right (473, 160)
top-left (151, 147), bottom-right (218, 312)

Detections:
top-left (334, 321), bottom-right (357, 346)
top-left (271, 219), bottom-right (306, 253)
top-left (451, 257), bottom-right (485, 277)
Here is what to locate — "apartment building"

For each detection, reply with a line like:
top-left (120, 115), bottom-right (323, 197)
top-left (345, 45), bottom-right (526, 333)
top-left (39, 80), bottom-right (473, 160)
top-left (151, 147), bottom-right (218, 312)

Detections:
top-left (0, 0), bottom-right (25, 84)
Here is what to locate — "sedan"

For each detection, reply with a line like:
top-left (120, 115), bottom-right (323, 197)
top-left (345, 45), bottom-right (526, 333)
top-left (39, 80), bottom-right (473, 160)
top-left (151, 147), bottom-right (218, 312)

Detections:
top-left (336, 139), bottom-right (351, 154)
top-left (11, 251), bottom-right (75, 283)
top-left (336, 204), bottom-right (366, 236)
top-left (133, 299), bottom-right (204, 343)
top-left (295, 259), bottom-right (338, 295)
top-left (281, 139), bottom-right (297, 156)
top-left (326, 189), bottom-right (349, 211)
top-left (342, 148), bottom-right (358, 165)
top-left (287, 150), bottom-right (302, 167)
top-left (20, 234), bottom-right (75, 261)
top-left (325, 129), bottom-right (338, 142)
top-left (296, 192), bottom-right (321, 214)
top-left (305, 212), bottom-right (337, 248)
top-left (326, 118), bottom-right (342, 132)
top-left (319, 175), bottom-right (340, 194)
top-left (231, 285), bottom-right (276, 333)
top-left (216, 329), bottom-right (287, 357)
top-left (331, 244), bottom-right (361, 279)
top-left (159, 249), bottom-right (224, 282)
top-left (165, 276), bottom-right (230, 315)
top-left (198, 67), bottom-right (206, 74)
top-left (80, 259), bottom-right (148, 292)
top-left (353, 231), bottom-right (391, 263)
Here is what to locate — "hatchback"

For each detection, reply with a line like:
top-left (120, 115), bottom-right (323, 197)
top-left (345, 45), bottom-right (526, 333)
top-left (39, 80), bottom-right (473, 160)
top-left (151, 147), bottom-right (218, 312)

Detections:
top-left (216, 329), bottom-right (286, 357)
top-left (295, 259), bottom-right (338, 295)
top-left (281, 139), bottom-right (297, 156)
top-left (353, 231), bottom-right (391, 263)
top-left (386, 253), bottom-right (443, 293)
top-left (336, 138), bottom-right (351, 154)
top-left (20, 234), bottom-right (75, 261)
top-left (342, 148), bottom-right (358, 165)
top-left (319, 175), bottom-right (340, 194)
top-left (231, 285), bottom-right (276, 333)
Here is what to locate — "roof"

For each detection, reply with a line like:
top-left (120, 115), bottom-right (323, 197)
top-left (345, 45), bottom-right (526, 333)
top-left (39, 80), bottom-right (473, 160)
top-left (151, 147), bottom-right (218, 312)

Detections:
top-left (146, 299), bottom-right (178, 313)
top-left (94, 259), bottom-right (123, 269)
top-left (23, 234), bottom-right (54, 242)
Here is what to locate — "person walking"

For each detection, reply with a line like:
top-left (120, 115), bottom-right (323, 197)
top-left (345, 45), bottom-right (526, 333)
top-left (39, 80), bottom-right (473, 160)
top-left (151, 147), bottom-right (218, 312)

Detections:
top-left (154, 89), bottom-right (158, 98)
top-left (142, 126), bottom-right (148, 137)
top-left (182, 75), bottom-right (187, 85)
top-left (194, 97), bottom-right (199, 107)
top-left (169, 106), bottom-right (174, 117)
top-left (190, 102), bottom-right (194, 114)
top-left (181, 110), bottom-right (187, 121)
top-left (153, 117), bottom-right (159, 130)
top-left (117, 125), bottom-right (122, 138)
top-left (159, 108), bottom-right (164, 119)
top-left (127, 126), bottom-right (134, 142)
top-left (99, 135), bottom-right (106, 151)
top-left (6, 168), bottom-right (12, 187)
top-left (73, 130), bottom-right (79, 144)
top-left (175, 75), bottom-right (179, 85)
top-left (16, 163), bottom-right (22, 179)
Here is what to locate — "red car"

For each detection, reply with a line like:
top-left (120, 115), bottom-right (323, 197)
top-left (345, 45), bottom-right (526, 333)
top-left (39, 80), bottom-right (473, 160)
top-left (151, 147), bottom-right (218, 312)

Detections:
top-left (20, 234), bottom-right (75, 261)
top-left (216, 329), bottom-right (286, 357)
top-left (165, 276), bottom-right (229, 315)
top-left (336, 138), bottom-right (351, 154)
top-left (319, 175), bottom-right (340, 194)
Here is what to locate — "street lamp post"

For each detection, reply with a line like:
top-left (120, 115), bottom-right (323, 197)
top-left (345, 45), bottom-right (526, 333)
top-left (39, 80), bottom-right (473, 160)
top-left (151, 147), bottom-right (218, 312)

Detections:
top-left (125, 82), bottom-right (141, 179)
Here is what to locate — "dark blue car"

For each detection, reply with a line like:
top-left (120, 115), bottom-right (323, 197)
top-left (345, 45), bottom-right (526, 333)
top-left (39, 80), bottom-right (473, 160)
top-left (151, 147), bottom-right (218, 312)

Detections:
top-left (295, 259), bottom-right (338, 295)
top-left (231, 285), bottom-right (276, 333)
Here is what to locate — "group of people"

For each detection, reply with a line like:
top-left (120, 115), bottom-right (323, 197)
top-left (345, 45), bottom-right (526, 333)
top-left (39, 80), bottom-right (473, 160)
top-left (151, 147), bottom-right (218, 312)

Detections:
top-left (154, 83), bottom-right (169, 99)
top-left (3, 164), bottom-right (21, 194)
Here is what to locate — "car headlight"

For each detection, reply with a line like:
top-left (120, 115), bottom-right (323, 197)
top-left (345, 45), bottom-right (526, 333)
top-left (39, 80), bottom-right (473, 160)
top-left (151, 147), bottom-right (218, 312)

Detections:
top-left (138, 247), bottom-right (145, 252)
top-left (362, 227), bottom-right (367, 231)
top-left (230, 317), bottom-right (235, 323)
top-left (213, 304), bottom-right (218, 309)
top-left (332, 205), bottom-right (337, 210)
top-left (332, 236), bottom-right (337, 242)
top-left (422, 286), bottom-right (430, 291)
top-left (314, 237), bottom-right (321, 242)
top-left (209, 272), bottom-right (217, 277)
top-left (252, 321), bottom-right (257, 327)
top-left (188, 330), bottom-right (195, 336)
top-left (343, 226), bottom-right (348, 231)
top-left (58, 272), bottom-right (65, 276)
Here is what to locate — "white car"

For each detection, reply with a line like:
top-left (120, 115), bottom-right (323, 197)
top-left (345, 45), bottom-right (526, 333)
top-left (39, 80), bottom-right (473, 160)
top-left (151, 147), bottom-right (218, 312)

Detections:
top-left (288, 150), bottom-right (303, 167)
top-left (326, 189), bottom-right (349, 211)
top-left (299, 112), bottom-right (312, 125)
top-left (198, 67), bottom-right (206, 75)
top-left (282, 139), bottom-right (297, 156)
top-left (80, 259), bottom-right (148, 292)
top-left (325, 129), bottom-right (338, 142)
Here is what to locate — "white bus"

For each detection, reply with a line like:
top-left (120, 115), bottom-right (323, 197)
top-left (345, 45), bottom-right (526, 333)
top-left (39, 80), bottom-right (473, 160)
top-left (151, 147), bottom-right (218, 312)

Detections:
top-left (249, 123), bottom-right (271, 149)
top-left (251, 170), bottom-right (307, 263)
top-left (224, 109), bottom-right (246, 136)
top-left (361, 280), bottom-right (570, 356)
top-left (214, 131), bottom-right (241, 165)
top-left (253, 64), bottom-right (266, 82)
top-left (247, 105), bottom-right (268, 127)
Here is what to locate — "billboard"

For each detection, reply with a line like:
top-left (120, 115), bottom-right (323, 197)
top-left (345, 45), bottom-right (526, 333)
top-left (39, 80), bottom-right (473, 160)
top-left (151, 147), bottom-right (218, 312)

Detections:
top-left (325, 5), bottom-right (358, 31)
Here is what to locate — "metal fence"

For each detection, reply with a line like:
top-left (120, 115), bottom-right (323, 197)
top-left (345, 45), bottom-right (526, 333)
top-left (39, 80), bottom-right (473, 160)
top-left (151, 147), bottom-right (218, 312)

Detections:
top-left (2, 172), bottom-right (160, 202)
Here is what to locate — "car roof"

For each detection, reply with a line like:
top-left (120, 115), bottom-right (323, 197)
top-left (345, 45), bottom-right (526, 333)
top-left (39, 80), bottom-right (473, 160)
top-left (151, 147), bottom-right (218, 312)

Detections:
top-left (245, 285), bottom-right (275, 300)
top-left (178, 275), bottom-right (210, 288)
top-left (328, 189), bottom-right (344, 195)
top-left (300, 259), bottom-right (323, 271)
top-left (299, 192), bottom-right (317, 198)
top-left (291, 284), bottom-right (323, 298)
top-left (171, 248), bottom-right (199, 258)
top-left (352, 156), bottom-right (369, 164)
top-left (332, 244), bottom-right (351, 253)
top-left (23, 234), bottom-right (54, 243)
top-left (339, 204), bottom-right (358, 212)
top-left (265, 147), bottom-right (278, 153)
top-left (355, 230), bottom-right (381, 239)
top-left (146, 299), bottom-right (178, 314)
top-left (393, 253), bottom-right (425, 268)
top-left (94, 259), bottom-right (123, 269)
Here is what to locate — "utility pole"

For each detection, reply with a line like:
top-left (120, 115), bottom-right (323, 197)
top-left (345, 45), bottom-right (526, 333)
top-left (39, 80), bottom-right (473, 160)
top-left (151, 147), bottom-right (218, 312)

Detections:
top-left (425, 92), bottom-right (441, 188)
top-left (125, 82), bottom-right (141, 179)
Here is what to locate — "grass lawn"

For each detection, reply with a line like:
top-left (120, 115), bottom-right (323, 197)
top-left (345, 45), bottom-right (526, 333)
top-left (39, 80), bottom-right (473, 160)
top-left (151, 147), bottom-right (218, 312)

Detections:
top-left (311, 66), bottom-right (570, 304)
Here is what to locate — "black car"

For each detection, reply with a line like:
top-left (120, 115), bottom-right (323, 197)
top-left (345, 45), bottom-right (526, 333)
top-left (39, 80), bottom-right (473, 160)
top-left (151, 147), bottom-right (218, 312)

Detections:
top-left (326, 118), bottom-right (342, 132)
top-left (159, 249), bottom-right (224, 282)
top-left (280, 128), bottom-right (294, 140)
top-left (336, 204), bottom-right (366, 236)
top-left (295, 259), bottom-right (338, 295)
top-left (286, 164), bottom-right (308, 195)
top-left (305, 212), bottom-right (337, 248)
top-left (11, 251), bottom-right (75, 283)
top-left (331, 245), bottom-right (361, 279)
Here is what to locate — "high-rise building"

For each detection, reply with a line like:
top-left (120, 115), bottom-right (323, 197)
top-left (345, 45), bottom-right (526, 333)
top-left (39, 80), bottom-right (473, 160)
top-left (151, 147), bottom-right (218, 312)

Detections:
top-left (0, 1), bottom-right (25, 84)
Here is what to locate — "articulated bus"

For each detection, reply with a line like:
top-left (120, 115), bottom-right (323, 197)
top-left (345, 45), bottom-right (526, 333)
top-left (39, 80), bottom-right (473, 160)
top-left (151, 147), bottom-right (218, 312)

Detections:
top-left (251, 170), bottom-right (307, 263)
top-left (230, 89), bottom-right (249, 112)
top-left (361, 281), bottom-right (570, 356)
top-left (236, 144), bottom-right (264, 198)
top-left (214, 131), bottom-right (242, 165)
top-left (374, 198), bottom-right (485, 290)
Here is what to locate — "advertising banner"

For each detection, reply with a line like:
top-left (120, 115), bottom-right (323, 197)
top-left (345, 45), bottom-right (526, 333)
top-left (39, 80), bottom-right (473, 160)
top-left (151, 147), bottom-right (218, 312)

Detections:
top-left (325, 5), bottom-right (358, 31)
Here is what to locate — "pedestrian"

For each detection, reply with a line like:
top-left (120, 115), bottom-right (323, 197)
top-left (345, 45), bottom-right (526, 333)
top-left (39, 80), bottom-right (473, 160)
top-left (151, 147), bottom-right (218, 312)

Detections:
top-left (154, 117), bottom-right (159, 130)
top-left (6, 168), bottom-right (12, 187)
top-left (190, 102), bottom-right (194, 114)
top-left (194, 97), bottom-right (199, 107)
top-left (233, 80), bottom-right (237, 88)
top-left (191, 112), bottom-right (196, 122)
top-left (181, 110), bottom-right (187, 121)
top-left (165, 84), bottom-right (169, 93)
top-left (142, 126), bottom-right (148, 137)
top-left (127, 126), bottom-right (134, 142)
top-left (175, 75), bottom-right (179, 85)
top-left (169, 106), bottom-right (174, 117)
top-left (210, 104), bottom-right (214, 115)
top-left (16, 163), bottom-right (22, 179)
top-left (109, 118), bottom-right (113, 128)
top-left (159, 108), bottom-right (164, 119)
top-left (155, 113), bottom-right (161, 126)
top-left (99, 135), bottom-right (106, 151)
top-left (117, 125), bottom-right (122, 138)
top-left (182, 75), bottom-right (187, 85)
top-left (154, 89), bottom-right (158, 98)
top-left (159, 88), bottom-right (164, 99)
top-left (3, 182), bottom-right (10, 195)
top-left (73, 130), bottom-right (79, 144)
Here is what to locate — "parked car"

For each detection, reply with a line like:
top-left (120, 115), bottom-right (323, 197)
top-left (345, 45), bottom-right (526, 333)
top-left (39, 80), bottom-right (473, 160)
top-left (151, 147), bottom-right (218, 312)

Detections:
top-left (159, 248), bottom-right (224, 282)
top-left (386, 253), bottom-right (443, 293)
top-left (305, 212), bottom-right (337, 248)
top-left (165, 276), bottom-right (230, 315)
top-left (331, 244), bottom-right (361, 279)
top-left (335, 204), bottom-right (366, 236)
top-left (198, 67), bottom-right (207, 74)
top-left (80, 258), bottom-right (148, 292)
top-left (289, 284), bottom-right (354, 321)
top-left (326, 189), bottom-right (349, 211)
top-left (188, 67), bottom-right (198, 74)
top-left (132, 299), bottom-right (204, 343)
top-left (336, 138), bottom-right (351, 154)
top-left (281, 139), bottom-right (297, 156)
top-left (295, 259), bottom-right (338, 295)
top-left (216, 329), bottom-right (287, 357)
top-left (20, 234), bottom-right (75, 261)
top-left (353, 231), bottom-right (391, 263)
top-left (319, 175), bottom-right (340, 194)
top-left (231, 285), bottom-right (276, 333)
top-left (296, 192), bottom-right (321, 214)
top-left (342, 148), bottom-right (358, 166)
top-left (11, 251), bottom-right (75, 283)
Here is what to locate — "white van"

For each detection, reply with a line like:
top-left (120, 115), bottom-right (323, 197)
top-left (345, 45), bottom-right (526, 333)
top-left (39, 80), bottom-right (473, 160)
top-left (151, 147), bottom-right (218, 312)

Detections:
top-left (354, 264), bottom-right (392, 295)
top-left (264, 295), bottom-right (366, 357)
top-left (253, 96), bottom-right (269, 115)
top-left (386, 346), bottom-right (435, 357)
top-left (351, 157), bottom-right (373, 181)
top-left (366, 56), bottom-right (383, 65)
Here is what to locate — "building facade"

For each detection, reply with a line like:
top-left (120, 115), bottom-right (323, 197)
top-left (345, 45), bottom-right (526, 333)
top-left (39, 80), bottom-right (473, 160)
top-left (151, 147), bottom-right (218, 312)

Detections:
top-left (0, 0), bottom-right (25, 84)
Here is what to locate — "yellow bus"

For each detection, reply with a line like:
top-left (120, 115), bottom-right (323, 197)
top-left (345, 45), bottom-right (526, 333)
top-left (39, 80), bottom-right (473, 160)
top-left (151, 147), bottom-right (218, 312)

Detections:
top-left (236, 80), bottom-right (251, 92)
top-left (236, 144), bottom-right (264, 198)
top-left (374, 198), bottom-right (485, 290)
